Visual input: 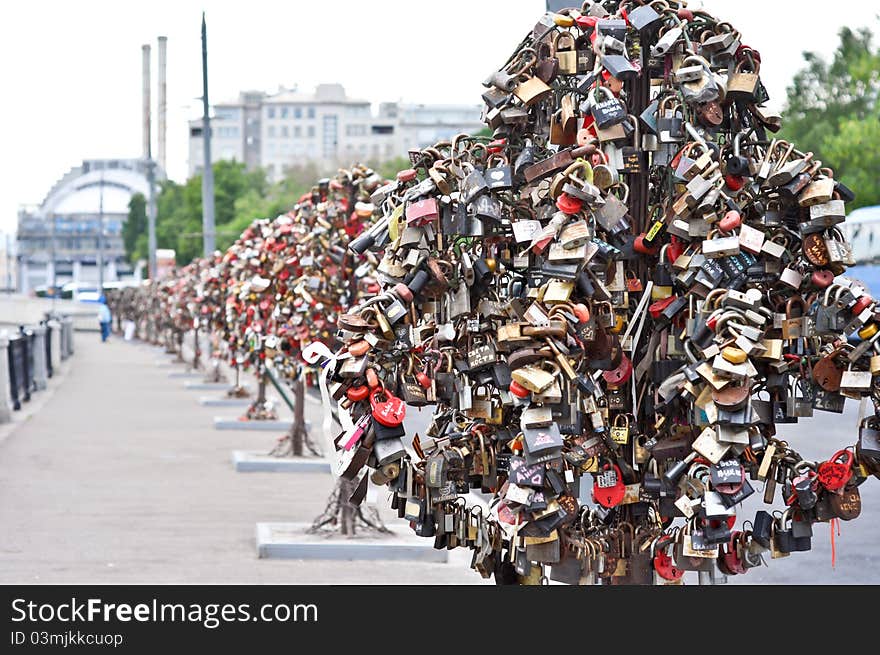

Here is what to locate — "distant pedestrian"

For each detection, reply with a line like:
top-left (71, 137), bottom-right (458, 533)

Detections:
top-left (98, 296), bottom-right (112, 343)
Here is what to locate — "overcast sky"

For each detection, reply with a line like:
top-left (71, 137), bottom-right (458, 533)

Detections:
top-left (0, 0), bottom-right (872, 235)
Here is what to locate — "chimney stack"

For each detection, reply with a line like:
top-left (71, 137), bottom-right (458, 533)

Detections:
top-left (142, 44), bottom-right (152, 160)
top-left (157, 36), bottom-right (167, 172)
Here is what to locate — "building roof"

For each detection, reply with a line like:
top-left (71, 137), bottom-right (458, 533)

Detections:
top-left (31, 160), bottom-right (152, 219)
top-left (264, 84), bottom-right (370, 105)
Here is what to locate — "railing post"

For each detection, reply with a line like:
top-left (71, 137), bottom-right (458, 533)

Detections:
top-left (0, 332), bottom-right (13, 423)
top-left (32, 324), bottom-right (48, 391)
top-left (66, 317), bottom-right (75, 356)
top-left (47, 318), bottom-right (62, 373)
top-left (8, 335), bottom-right (23, 409)
top-left (19, 326), bottom-right (33, 402)
top-left (43, 320), bottom-right (53, 379)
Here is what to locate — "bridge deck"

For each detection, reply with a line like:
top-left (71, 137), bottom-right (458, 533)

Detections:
top-left (0, 335), bottom-right (476, 583)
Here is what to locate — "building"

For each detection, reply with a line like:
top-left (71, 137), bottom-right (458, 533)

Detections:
top-left (0, 231), bottom-right (16, 292)
top-left (16, 159), bottom-right (157, 293)
top-left (188, 84), bottom-right (482, 180)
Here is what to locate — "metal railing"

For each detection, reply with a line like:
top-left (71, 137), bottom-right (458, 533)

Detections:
top-left (1, 313), bottom-right (76, 423)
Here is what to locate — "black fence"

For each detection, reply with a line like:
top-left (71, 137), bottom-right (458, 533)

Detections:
top-left (3, 314), bottom-right (74, 415)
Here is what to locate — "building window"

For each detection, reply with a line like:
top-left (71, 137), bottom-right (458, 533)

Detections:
top-left (294, 107), bottom-right (302, 119)
top-left (323, 115), bottom-right (338, 158)
top-left (307, 106), bottom-right (316, 119)
top-left (346, 124), bottom-right (366, 137)
top-left (294, 126), bottom-right (301, 138)
top-left (281, 126), bottom-right (289, 137)
top-left (267, 126), bottom-right (275, 137)
top-left (267, 107), bottom-right (275, 119)
top-left (307, 126), bottom-right (315, 138)
top-left (281, 106), bottom-right (288, 118)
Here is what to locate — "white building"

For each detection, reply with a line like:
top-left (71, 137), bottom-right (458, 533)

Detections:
top-left (188, 84), bottom-right (482, 180)
top-left (16, 159), bottom-right (157, 293)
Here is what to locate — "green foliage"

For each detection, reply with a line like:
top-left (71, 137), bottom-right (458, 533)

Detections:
top-left (781, 25), bottom-right (880, 210)
top-left (124, 150), bottom-right (484, 269)
top-left (123, 193), bottom-right (146, 262)
top-left (373, 156), bottom-right (412, 181)
top-left (125, 161), bottom-right (277, 267)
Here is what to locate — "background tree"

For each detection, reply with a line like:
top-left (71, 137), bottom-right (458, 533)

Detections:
top-left (781, 25), bottom-right (880, 210)
top-left (123, 193), bottom-right (146, 263)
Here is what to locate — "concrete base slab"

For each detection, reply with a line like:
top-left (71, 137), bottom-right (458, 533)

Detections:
top-left (232, 451), bottom-right (331, 473)
top-left (184, 381), bottom-right (232, 391)
top-left (168, 372), bottom-right (204, 379)
top-left (256, 523), bottom-right (448, 562)
top-left (199, 397), bottom-right (251, 407)
top-left (214, 417), bottom-right (292, 431)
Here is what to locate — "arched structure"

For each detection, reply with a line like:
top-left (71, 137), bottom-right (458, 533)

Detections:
top-left (16, 159), bottom-right (160, 293)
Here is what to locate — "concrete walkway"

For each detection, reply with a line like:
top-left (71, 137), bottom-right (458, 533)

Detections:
top-left (1, 334), bottom-right (878, 584)
top-left (0, 335), bottom-right (477, 584)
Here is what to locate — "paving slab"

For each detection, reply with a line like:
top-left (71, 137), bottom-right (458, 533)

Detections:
top-left (199, 397), bottom-right (251, 407)
top-left (214, 418), bottom-right (293, 431)
top-left (183, 381), bottom-right (233, 391)
top-left (257, 523), bottom-right (448, 562)
top-left (232, 451), bottom-right (332, 473)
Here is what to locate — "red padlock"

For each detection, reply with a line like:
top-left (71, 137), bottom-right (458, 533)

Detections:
top-left (817, 450), bottom-right (854, 491)
top-left (811, 270), bottom-right (835, 289)
top-left (572, 303), bottom-right (591, 323)
top-left (666, 237), bottom-right (685, 263)
top-left (634, 233), bottom-right (661, 255)
top-left (556, 193), bottom-right (583, 214)
top-left (369, 387), bottom-right (406, 427)
top-left (724, 174), bottom-right (746, 191)
top-left (593, 462), bottom-right (626, 508)
top-left (654, 548), bottom-right (684, 581)
top-left (415, 370), bottom-right (432, 390)
top-left (649, 296), bottom-right (676, 320)
top-left (365, 368), bottom-right (380, 389)
top-left (852, 294), bottom-right (874, 315)
top-left (603, 353), bottom-right (633, 386)
top-left (719, 210), bottom-right (742, 232)
top-left (720, 532), bottom-right (747, 576)
top-left (509, 380), bottom-right (530, 399)
top-left (346, 385), bottom-right (369, 402)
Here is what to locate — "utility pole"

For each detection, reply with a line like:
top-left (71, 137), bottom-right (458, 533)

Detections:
top-left (201, 12), bottom-right (216, 256)
top-left (97, 171), bottom-right (105, 292)
top-left (157, 36), bottom-right (167, 173)
top-left (49, 214), bottom-right (57, 292)
top-left (143, 44), bottom-right (158, 279)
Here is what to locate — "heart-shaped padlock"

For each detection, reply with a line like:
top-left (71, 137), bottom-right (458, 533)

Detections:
top-left (654, 548), bottom-right (684, 581)
top-left (593, 462), bottom-right (626, 508)
top-left (370, 387), bottom-right (407, 427)
top-left (817, 449), bottom-right (854, 491)
top-left (602, 353), bottom-right (633, 386)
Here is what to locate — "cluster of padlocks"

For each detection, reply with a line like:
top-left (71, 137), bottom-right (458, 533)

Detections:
top-left (124, 1), bottom-right (880, 584)
top-left (312, 1), bottom-right (880, 584)
top-left (206, 166), bottom-right (381, 418)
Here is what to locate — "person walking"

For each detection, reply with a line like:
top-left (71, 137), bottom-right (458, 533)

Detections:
top-left (97, 296), bottom-right (112, 343)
